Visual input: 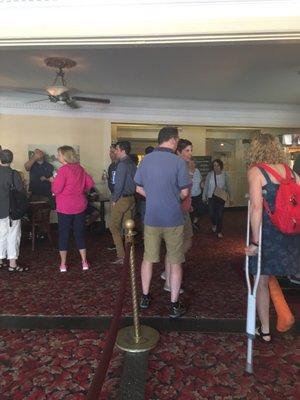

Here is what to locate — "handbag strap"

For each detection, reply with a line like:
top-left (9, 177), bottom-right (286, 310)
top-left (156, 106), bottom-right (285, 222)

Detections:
top-left (214, 171), bottom-right (217, 189)
top-left (10, 169), bottom-right (16, 189)
top-left (9, 170), bottom-right (15, 227)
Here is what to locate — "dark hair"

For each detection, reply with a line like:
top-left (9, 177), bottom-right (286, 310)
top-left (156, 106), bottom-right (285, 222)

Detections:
top-left (110, 143), bottom-right (116, 149)
top-left (116, 141), bottom-right (131, 155)
top-left (0, 149), bottom-right (13, 164)
top-left (158, 126), bottom-right (178, 144)
top-left (212, 159), bottom-right (224, 170)
top-left (176, 139), bottom-right (192, 154)
top-left (145, 146), bottom-right (154, 155)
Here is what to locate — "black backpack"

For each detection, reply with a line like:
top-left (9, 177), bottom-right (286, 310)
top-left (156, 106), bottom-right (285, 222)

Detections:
top-left (9, 170), bottom-right (29, 220)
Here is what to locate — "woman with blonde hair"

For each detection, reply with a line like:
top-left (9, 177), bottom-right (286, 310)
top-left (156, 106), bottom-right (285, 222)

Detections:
top-left (245, 134), bottom-right (300, 342)
top-left (51, 146), bottom-right (94, 272)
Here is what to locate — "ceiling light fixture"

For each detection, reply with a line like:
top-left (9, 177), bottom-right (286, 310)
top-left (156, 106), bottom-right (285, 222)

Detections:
top-left (44, 57), bottom-right (77, 97)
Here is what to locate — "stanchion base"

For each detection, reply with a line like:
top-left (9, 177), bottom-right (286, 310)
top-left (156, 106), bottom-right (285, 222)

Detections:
top-left (116, 325), bottom-right (159, 353)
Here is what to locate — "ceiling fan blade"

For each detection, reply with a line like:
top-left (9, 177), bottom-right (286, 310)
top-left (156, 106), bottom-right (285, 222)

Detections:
top-left (0, 86), bottom-right (46, 96)
top-left (26, 98), bottom-right (49, 104)
top-left (18, 88), bottom-right (46, 95)
top-left (72, 96), bottom-right (110, 104)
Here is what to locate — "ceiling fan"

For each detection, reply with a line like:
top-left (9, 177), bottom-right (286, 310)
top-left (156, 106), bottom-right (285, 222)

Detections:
top-left (26, 57), bottom-right (110, 108)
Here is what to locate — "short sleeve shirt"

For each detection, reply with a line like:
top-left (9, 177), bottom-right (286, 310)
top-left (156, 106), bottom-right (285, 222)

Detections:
top-left (29, 161), bottom-right (54, 197)
top-left (134, 147), bottom-right (190, 227)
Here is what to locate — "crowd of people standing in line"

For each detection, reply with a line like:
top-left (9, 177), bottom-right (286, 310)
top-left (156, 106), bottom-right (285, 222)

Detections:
top-left (0, 129), bottom-right (299, 324)
top-left (94, 129), bottom-right (300, 323)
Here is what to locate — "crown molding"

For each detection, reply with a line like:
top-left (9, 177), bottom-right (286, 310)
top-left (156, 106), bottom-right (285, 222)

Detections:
top-left (1, 1), bottom-right (300, 46)
top-left (1, 96), bottom-right (300, 128)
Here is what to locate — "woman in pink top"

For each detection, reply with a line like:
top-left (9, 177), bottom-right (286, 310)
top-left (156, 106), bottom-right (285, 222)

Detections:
top-left (51, 146), bottom-right (94, 272)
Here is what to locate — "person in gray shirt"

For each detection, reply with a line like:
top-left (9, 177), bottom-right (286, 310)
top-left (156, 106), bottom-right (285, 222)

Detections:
top-left (109, 141), bottom-right (137, 264)
top-left (0, 149), bottom-right (27, 272)
top-left (135, 127), bottom-right (190, 318)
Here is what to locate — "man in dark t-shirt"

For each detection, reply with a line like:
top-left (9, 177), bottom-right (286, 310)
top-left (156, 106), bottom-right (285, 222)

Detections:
top-left (24, 149), bottom-right (54, 208)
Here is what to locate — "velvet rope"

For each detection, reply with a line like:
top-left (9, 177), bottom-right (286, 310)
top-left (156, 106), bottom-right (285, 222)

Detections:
top-left (86, 242), bottom-right (131, 400)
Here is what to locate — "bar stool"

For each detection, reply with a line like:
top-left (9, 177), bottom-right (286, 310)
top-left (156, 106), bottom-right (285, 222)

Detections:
top-left (29, 201), bottom-right (52, 251)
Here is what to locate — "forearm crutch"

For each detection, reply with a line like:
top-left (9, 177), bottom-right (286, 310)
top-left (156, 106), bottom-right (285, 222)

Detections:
top-left (245, 194), bottom-right (262, 374)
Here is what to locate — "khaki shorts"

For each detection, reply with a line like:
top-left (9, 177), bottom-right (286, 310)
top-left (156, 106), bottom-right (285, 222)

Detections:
top-left (183, 212), bottom-right (193, 241)
top-left (143, 224), bottom-right (185, 264)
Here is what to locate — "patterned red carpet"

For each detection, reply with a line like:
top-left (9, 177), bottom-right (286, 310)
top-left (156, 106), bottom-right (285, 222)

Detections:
top-left (1, 211), bottom-right (299, 399)
top-left (0, 211), bottom-right (298, 319)
top-left (1, 329), bottom-right (299, 399)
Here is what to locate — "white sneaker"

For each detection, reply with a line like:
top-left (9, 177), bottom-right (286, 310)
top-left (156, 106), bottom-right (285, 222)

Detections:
top-left (60, 265), bottom-right (67, 272)
top-left (163, 283), bottom-right (184, 294)
top-left (160, 271), bottom-right (166, 280)
top-left (212, 225), bottom-right (217, 233)
top-left (82, 262), bottom-right (90, 271)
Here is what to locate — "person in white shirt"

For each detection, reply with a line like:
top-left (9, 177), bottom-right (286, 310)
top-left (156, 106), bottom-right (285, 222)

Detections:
top-left (202, 159), bottom-right (230, 238)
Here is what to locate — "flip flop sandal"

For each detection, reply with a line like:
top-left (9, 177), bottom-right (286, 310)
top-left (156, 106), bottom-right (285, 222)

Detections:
top-left (8, 265), bottom-right (29, 272)
top-left (255, 326), bottom-right (272, 343)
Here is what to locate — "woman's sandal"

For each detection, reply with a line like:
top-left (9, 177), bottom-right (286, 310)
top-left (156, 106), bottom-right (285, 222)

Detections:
top-left (8, 265), bottom-right (29, 272)
top-left (255, 326), bottom-right (272, 343)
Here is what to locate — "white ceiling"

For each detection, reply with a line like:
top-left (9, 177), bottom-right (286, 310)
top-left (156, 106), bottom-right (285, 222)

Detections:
top-left (1, 41), bottom-right (300, 105)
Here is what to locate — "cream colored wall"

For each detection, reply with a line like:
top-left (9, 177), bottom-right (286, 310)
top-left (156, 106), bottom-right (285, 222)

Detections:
top-left (181, 126), bottom-right (206, 155)
top-left (116, 125), bottom-right (206, 156)
top-left (0, 114), bottom-right (111, 194)
top-left (205, 130), bottom-right (258, 206)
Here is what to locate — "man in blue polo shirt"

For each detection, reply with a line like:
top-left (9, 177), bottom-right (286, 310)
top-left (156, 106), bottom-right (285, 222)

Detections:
top-left (134, 127), bottom-right (190, 318)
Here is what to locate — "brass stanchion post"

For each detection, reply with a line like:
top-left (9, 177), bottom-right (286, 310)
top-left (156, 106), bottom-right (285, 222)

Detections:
top-left (116, 219), bottom-right (159, 353)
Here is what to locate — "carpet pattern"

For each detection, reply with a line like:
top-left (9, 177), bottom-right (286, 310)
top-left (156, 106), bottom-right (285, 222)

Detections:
top-left (0, 329), bottom-right (122, 400)
top-left (146, 331), bottom-right (300, 400)
top-left (0, 211), bottom-right (299, 319)
top-left (1, 329), bottom-right (299, 399)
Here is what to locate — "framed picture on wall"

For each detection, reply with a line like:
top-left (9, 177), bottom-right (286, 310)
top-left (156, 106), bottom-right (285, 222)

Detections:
top-left (28, 144), bottom-right (80, 171)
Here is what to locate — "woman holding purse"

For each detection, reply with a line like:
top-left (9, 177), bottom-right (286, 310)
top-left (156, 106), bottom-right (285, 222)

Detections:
top-left (202, 159), bottom-right (230, 238)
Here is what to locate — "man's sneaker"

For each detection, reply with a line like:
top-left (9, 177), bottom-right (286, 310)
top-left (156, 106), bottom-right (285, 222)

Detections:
top-left (160, 271), bottom-right (166, 280)
top-left (163, 283), bottom-right (184, 294)
top-left (107, 244), bottom-right (116, 251)
top-left (169, 302), bottom-right (186, 318)
top-left (60, 265), bottom-right (67, 273)
top-left (111, 258), bottom-right (124, 265)
top-left (140, 294), bottom-right (151, 309)
top-left (82, 261), bottom-right (90, 271)
top-left (212, 225), bottom-right (217, 233)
